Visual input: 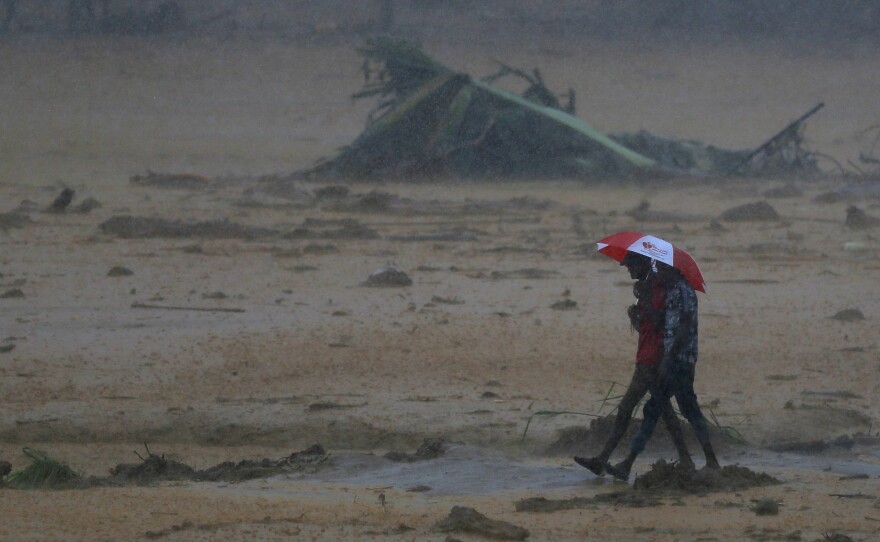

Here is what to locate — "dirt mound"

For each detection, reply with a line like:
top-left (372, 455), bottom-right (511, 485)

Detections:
top-left (719, 201), bottom-right (780, 222)
top-left (385, 438), bottom-right (445, 462)
top-left (433, 506), bottom-right (529, 541)
top-left (130, 171), bottom-right (213, 189)
top-left (515, 462), bottom-right (778, 512)
top-left (108, 453), bottom-right (197, 485)
top-left (633, 459), bottom-right (779, 494)
top-left (516, 491), bottom-right (662, 512)
top-left (0, 211), bottom-right (31, 230)
top-left (286, 218), bottom-right (380, 240)
top-left (752, 406), bottom-right (872, 450)
top-left (100, 444), bottom-right (330, 487)
top-left (546, 414), bottom-right (743, 457)
top-left (99, 216), bottom-right (279, 239)
top-left (195, 444), bottom-right (329, 482)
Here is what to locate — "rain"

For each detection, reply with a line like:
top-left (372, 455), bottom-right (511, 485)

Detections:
top-left (1, 2), bottom-right (879, 540)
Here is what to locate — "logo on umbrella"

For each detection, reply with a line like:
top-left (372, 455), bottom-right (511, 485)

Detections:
top-left (642, 241), bottom-right (668, 257)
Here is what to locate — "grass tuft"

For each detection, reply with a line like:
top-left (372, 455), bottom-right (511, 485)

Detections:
top-left (6, 448), bottom-right (81, 489)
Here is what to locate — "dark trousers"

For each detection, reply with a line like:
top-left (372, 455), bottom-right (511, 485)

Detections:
top-left (630, 362), bottom-right (711, 455)
top-left (598, 363), bottom-right (690, 461)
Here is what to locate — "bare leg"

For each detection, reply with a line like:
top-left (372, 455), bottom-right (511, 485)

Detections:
top-left (574, 364), bottom-right (650, 475)
top-left (575, 364), bottom-right (692, 474)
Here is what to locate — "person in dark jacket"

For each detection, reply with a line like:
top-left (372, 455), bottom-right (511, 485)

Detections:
top-left (605, 261), bottom-right (720, 481)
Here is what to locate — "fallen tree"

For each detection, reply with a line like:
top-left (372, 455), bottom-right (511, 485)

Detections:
top-left (296, 37), bottom-right (821, 181)
top-left (298, 37), bottom-right (655, 180)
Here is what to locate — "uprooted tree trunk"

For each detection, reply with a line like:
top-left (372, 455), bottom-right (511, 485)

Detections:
top-left (298, 36), bottom-right (655, 181)
top-left (296, 37), bottom-right (823, 182)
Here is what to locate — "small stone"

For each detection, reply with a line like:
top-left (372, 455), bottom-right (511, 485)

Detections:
top-left (763, 183), bottom-right (803, 198)
top-left (0, 288), bottom-right (25, 299)
top-left (720, 201), bottom-right (779, 222)
top-left (846, 206), bottom-right (880, 229)
top-left (433, 506), bottom-right (529, 540)
top-left (753, 497), bottom-right (779, 515)
top-left (74, 197), bottom-right (102, 213)
top-left (831, 309), bottom-right (865, 322)
top-left (107, 266), bottom-right (134, 277)
top-left (550, 299), bottom-right (577, 310)
top-left (361, 265), bottom-right (412, 287)
top-left (47, 188), bottom-right (75, 213)
top-left (407, 485), bottom-right (432, 492)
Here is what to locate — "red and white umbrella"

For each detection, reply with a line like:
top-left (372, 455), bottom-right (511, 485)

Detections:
top-left (596, 231), bottom-right (707, 293)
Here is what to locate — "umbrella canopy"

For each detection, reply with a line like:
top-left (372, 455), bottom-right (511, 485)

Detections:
top-left (596, 231), bottom-right (707, 293)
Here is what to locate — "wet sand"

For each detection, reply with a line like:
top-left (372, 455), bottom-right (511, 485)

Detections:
top-left (1, 35), bottom-right (880, 541)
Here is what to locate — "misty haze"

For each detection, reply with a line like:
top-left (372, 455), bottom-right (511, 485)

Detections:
top-left (1, 2), bottom-right (879, 540)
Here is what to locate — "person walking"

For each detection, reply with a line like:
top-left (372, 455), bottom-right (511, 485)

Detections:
top-left (605, 261), bottom-right (720, 481)
top-left (574, 252), bottom-right (694, 476)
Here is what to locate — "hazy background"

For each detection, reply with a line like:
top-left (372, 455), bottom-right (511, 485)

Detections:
top-left (5, 1), bottom-right (880, 48)
top-left (2, 0), bottom-right (880, 185)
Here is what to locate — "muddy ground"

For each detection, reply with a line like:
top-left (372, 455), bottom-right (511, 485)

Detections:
top-left (1, 27), bottom-right (880, 542)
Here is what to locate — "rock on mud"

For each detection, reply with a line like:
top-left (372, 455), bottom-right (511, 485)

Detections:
top-left (516, 491), bottom-right (662, 512)
top-left (107, 266), bottom-right (134, 277)
top-left (0, 212), bottom-right (32, 230)
top-left (719, 201), bottom-right (780, 222)
top-left (109, 454), bottom-right (196, 485)
top-left (361, 265), bottom-right (412, 287)
top-left (831, 308), bottom-right (865, 322)
top-left (433, 506), bottom-right (529, 541)
top-left (74, 197), bottom-right (102, 213)
top-left (104, 444), bottom-right (330, 486)
top-left (46, 188), bottom-right (75, 213)
top-left (99, 216), bottom-right (278, 240)
top-left (385, 437), bottom-right (445, 462)
top-left (633, 459), bottom-right (779, 493)
top-left (752, 497), bottom-right (780, 515)
top-left (547, 415), bottom-right (742, 456)
top-left (0, 288), bottom-right (25, 299)
top-left (130, 171), bottom-right (212, 189)
top-left (845, 206), bottom-right (880, 229)
top-left (550, 299), bottom-right (577, 310)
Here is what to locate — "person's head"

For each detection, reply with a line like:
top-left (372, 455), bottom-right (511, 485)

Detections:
top-left (655, 261), bottom-right (682, 283)
top-left (620, 252), bottom-right (652, 280)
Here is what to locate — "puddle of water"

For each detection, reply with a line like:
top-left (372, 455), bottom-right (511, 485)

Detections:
top-left (728, 447), bottom-right (880, 477)
top-left (201, 444), bottom-right (880, 498)
top-left (293, 444), bottom-right (607, 495)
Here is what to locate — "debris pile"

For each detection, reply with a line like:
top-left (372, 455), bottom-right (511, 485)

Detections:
top-left (632, 459), bottom-right (779, 493)
top-left (516, 491), bottom-right (662, 512)
top-left (433, 506), bottom-right (530, 541)
top-left (361, 265), bottom-right (413, 287)
top-left (3, 448), bottom-right (81, 489)
top-left (385, 438), bottom-right (445, 462)
top-left (296, 37), bottom-right (822, 182)
top-left (131, 170), bottom-right (212, 189)
top-left (547, 414), bottom-right (742, 457)
top-left (719, 201), bottom-right (780, 222)
top-left (299, 37), bottom-right (656, 180)
top-left (99, 216), bottom-right (278, 240)
top-left (1, 445), bottom-right (332, 489)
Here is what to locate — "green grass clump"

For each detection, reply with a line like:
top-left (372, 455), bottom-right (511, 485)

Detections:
top-left (5, 448), bottom-right (81, 489)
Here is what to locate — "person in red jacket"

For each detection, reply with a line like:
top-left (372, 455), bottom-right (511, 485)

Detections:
top-left (574, 252), bottom-right (693, 476)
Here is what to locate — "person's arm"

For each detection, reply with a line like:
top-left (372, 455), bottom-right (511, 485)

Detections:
top-left (627, 303), bottom-right (640, 331)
